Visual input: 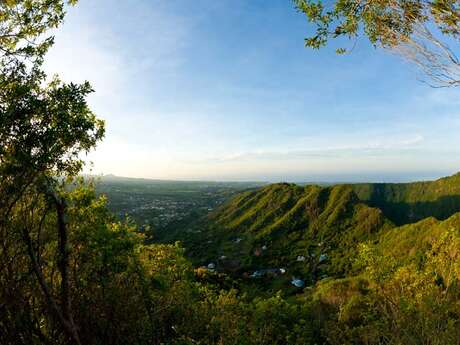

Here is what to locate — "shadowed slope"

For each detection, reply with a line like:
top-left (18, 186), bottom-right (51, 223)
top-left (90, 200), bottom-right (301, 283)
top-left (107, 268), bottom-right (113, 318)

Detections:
top-left (353, 172), bottom-right (460, 225)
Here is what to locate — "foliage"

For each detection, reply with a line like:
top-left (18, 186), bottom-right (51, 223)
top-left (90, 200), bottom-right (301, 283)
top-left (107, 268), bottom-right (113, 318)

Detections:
top-left (293, 0), bottom-right (460, 86)
top-left (305, 214), bottom-right (460, 345)
top-left (0, 1), bottom-right (104, 343)
top-left (294, 0), bottom-right (429, 49)
top-left (0, 0), bottom-right (77, 60)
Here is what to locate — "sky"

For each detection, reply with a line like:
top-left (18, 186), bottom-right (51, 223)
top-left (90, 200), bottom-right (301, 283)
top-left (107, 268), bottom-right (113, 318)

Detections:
top-left (44, 0), bottom-right (460, 182)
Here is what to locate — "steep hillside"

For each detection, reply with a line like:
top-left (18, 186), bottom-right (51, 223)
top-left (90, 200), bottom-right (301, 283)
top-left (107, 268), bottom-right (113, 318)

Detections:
top-left (157, 172), bottom-right (460, 293)
top-left (184, 183), bottom-right (392, 285)
top-left (353, 172), bottom-right (460, 225)
top-left (377, 211), bottom-right (460, 260)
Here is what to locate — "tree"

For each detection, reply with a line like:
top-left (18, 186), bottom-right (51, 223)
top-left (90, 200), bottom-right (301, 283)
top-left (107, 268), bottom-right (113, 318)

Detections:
top-left (0, 0), bottom-right (77, 60)
top-left (0, 1), bottom-right (104, 343)
top-left (293, 0), bottom-right (460, 87)
top-left (322, 232), bottom-right (460, 344)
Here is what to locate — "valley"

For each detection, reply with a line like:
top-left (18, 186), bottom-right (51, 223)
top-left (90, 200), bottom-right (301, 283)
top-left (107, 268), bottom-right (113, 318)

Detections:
top-left (98, 172), bottom-right (460, 298)
top-left (5, 1), bottom-right (460, 343)
top-left (95, 175), bottom-right (265, 233)
top-left (81, 171), bottom-right (460, 343)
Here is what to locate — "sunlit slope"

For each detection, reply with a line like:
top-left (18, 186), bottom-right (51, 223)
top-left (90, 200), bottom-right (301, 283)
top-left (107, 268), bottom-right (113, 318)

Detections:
top-left (376, 211), bottom-right (460, 260)
top-left (353, 172), bottom-right (460, 225)
top-left (198, 183), bottom-right (392, 278)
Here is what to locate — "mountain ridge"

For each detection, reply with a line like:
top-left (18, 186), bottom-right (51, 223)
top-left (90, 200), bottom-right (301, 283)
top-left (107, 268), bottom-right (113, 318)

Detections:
top-left (165, 171), bottom-right (460, 291)
top-left (181, 183), bottom-right (392, 283)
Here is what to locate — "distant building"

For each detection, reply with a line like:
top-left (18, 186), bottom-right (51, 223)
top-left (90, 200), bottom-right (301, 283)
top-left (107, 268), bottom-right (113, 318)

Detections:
top-left (319, 254), bottom-right (328, 263)
top-left (250, 268), bottom-right (284, 278)
top-left (250, 271), bottom-right (263, 278)
top-left (291, 279), bottom-right (305, 288)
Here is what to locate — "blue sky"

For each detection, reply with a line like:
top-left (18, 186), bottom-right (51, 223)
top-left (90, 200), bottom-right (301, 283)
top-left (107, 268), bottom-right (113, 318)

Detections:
top-left (45, 0), bottom-right (460, 182)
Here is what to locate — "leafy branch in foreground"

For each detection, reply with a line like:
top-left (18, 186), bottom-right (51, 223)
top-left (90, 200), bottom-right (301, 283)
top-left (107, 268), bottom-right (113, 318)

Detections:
top-left (0, 0), bottom-right (77, 60)
top-left (294, 0), bottom-right (460, 87)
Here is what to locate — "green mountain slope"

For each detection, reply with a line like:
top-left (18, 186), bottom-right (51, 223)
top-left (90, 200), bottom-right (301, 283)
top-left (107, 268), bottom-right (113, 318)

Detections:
top-left (353, 172), bottom-right (460, 225)
top-left (377, 211), bottom-right (460, 259)
top-left (186, 183), bottom-right (392, 284)
top-left (150, 173), bottom-right (460, 342)
top-left (159, 172), bottom-right (460, 294)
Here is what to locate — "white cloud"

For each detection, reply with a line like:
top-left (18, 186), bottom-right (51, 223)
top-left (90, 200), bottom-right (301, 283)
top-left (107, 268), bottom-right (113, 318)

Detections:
top-left (44, 2), bottom-right (460, 182)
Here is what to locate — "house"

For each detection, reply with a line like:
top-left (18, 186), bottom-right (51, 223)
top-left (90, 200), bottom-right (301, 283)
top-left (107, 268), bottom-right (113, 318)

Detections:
top-left (250, 271), bottom-right (263, 278)
top-left (297, 255), bottom-right (306, 262)
top-left (319, 254), bottom-right (328, 263)
top-left (250, 268), bottom-right (285, 278)
top-left (291, 279), bottom-right (305, 288)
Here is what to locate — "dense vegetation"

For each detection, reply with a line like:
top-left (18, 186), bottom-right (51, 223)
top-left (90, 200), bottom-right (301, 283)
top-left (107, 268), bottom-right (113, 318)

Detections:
top-left (2, 1), bottom-right (460, 344)
top-left (177, 183), bottom-right (392, 278)
top-left (150, 173), bottom-right (460, 344)
top-left (119, 172), bottom-right (457, 344)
